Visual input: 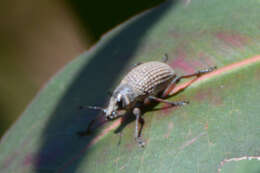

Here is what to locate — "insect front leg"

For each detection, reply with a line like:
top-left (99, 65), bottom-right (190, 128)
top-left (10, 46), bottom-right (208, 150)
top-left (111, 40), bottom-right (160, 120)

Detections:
top-left (132, 107), bottom-right (145, 147)
top-left (77, 118), bottom-right (96, 136)
top-left (162, 66), bottom-right (217, 97)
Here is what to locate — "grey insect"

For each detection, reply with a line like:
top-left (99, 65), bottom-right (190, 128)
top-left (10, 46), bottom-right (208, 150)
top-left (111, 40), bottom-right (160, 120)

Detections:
top-left (78, 55), bottom-right (216, 147)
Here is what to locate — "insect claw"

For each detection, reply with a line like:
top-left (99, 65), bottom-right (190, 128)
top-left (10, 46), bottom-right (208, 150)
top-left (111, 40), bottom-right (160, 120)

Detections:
top-left (135, 137), bottom-right (145, 147)
top-left (171, 100), bottom-right (189, 106)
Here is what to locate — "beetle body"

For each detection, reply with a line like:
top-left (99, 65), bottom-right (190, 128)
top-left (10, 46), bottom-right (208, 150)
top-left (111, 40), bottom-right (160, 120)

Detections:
top-left (105, 61), bottom-right (176, 119)
top-left (80, 57), bottom-right (216, 147)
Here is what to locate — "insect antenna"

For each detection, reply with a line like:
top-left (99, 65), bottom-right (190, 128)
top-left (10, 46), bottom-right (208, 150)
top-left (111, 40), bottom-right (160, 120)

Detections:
top-left (78, 105), bottom-right (106, 113)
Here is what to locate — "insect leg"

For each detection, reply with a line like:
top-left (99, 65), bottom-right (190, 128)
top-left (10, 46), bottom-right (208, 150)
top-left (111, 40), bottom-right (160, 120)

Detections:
top-left (133, 107), bottom-right (145, 147)
top-left (162, 66), bottom-right (217, 97)
top-left (148, 96), bottom-right (189, 106)
top-left (77, 119), bottom-right (95, 136)
top-left (176, 66), bottom-right (217, 79)
top-left (77, 117), bottom-right (98, 136)
top-left (162, 53), bottom-right (169, 63)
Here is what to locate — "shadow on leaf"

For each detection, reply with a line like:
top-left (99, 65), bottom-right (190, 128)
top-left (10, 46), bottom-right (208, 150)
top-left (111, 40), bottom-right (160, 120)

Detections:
top-left (34, 1), bottom-right (177, 172)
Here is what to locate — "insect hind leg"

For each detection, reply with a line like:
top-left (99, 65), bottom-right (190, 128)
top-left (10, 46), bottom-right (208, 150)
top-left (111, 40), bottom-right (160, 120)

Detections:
top-left (162, 66), bottom-right (217, 97)
top-left (148, 96), bottom-right (189, 106)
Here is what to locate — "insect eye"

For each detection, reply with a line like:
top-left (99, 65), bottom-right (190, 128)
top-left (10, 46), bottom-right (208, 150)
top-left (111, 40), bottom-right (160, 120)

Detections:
top-left (117, 100), bottom-right (123, 109)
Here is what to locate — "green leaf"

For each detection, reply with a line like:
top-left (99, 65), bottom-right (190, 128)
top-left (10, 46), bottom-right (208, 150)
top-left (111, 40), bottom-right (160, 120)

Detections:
top-left (1, 0), bottom-right (260, 172)
top-left (219, 157), bottom-right (260, 173)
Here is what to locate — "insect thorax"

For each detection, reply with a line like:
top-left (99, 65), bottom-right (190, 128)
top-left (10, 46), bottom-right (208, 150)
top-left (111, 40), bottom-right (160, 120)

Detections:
top-left (113, 84), bottom-right (137, 107)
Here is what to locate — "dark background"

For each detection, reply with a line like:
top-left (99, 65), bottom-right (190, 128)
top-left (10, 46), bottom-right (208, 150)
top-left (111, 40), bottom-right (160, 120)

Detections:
top-left (0, 0), bottom-right (165, 137)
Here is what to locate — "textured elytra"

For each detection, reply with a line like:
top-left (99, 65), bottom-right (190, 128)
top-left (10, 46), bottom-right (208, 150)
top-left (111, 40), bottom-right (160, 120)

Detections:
top-left (120, 61), bottom-right (176, 97)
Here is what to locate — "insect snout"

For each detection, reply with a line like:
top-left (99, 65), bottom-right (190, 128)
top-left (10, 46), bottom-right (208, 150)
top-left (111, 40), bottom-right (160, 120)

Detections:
top-left (106, 111), bottom-right (117, 120)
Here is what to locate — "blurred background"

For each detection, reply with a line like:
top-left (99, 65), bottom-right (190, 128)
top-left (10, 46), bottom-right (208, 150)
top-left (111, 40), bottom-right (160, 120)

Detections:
top-left (0, 0), bottom-right (165, 137)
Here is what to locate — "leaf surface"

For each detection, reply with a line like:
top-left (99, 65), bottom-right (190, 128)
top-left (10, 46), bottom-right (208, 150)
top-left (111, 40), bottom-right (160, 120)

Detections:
top-left (1, 0), bottom-right (260, 172)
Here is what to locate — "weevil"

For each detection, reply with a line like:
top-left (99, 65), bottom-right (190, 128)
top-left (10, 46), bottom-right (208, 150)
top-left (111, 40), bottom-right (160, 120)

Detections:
top-left (78, 55), bottom-right (216, 147)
